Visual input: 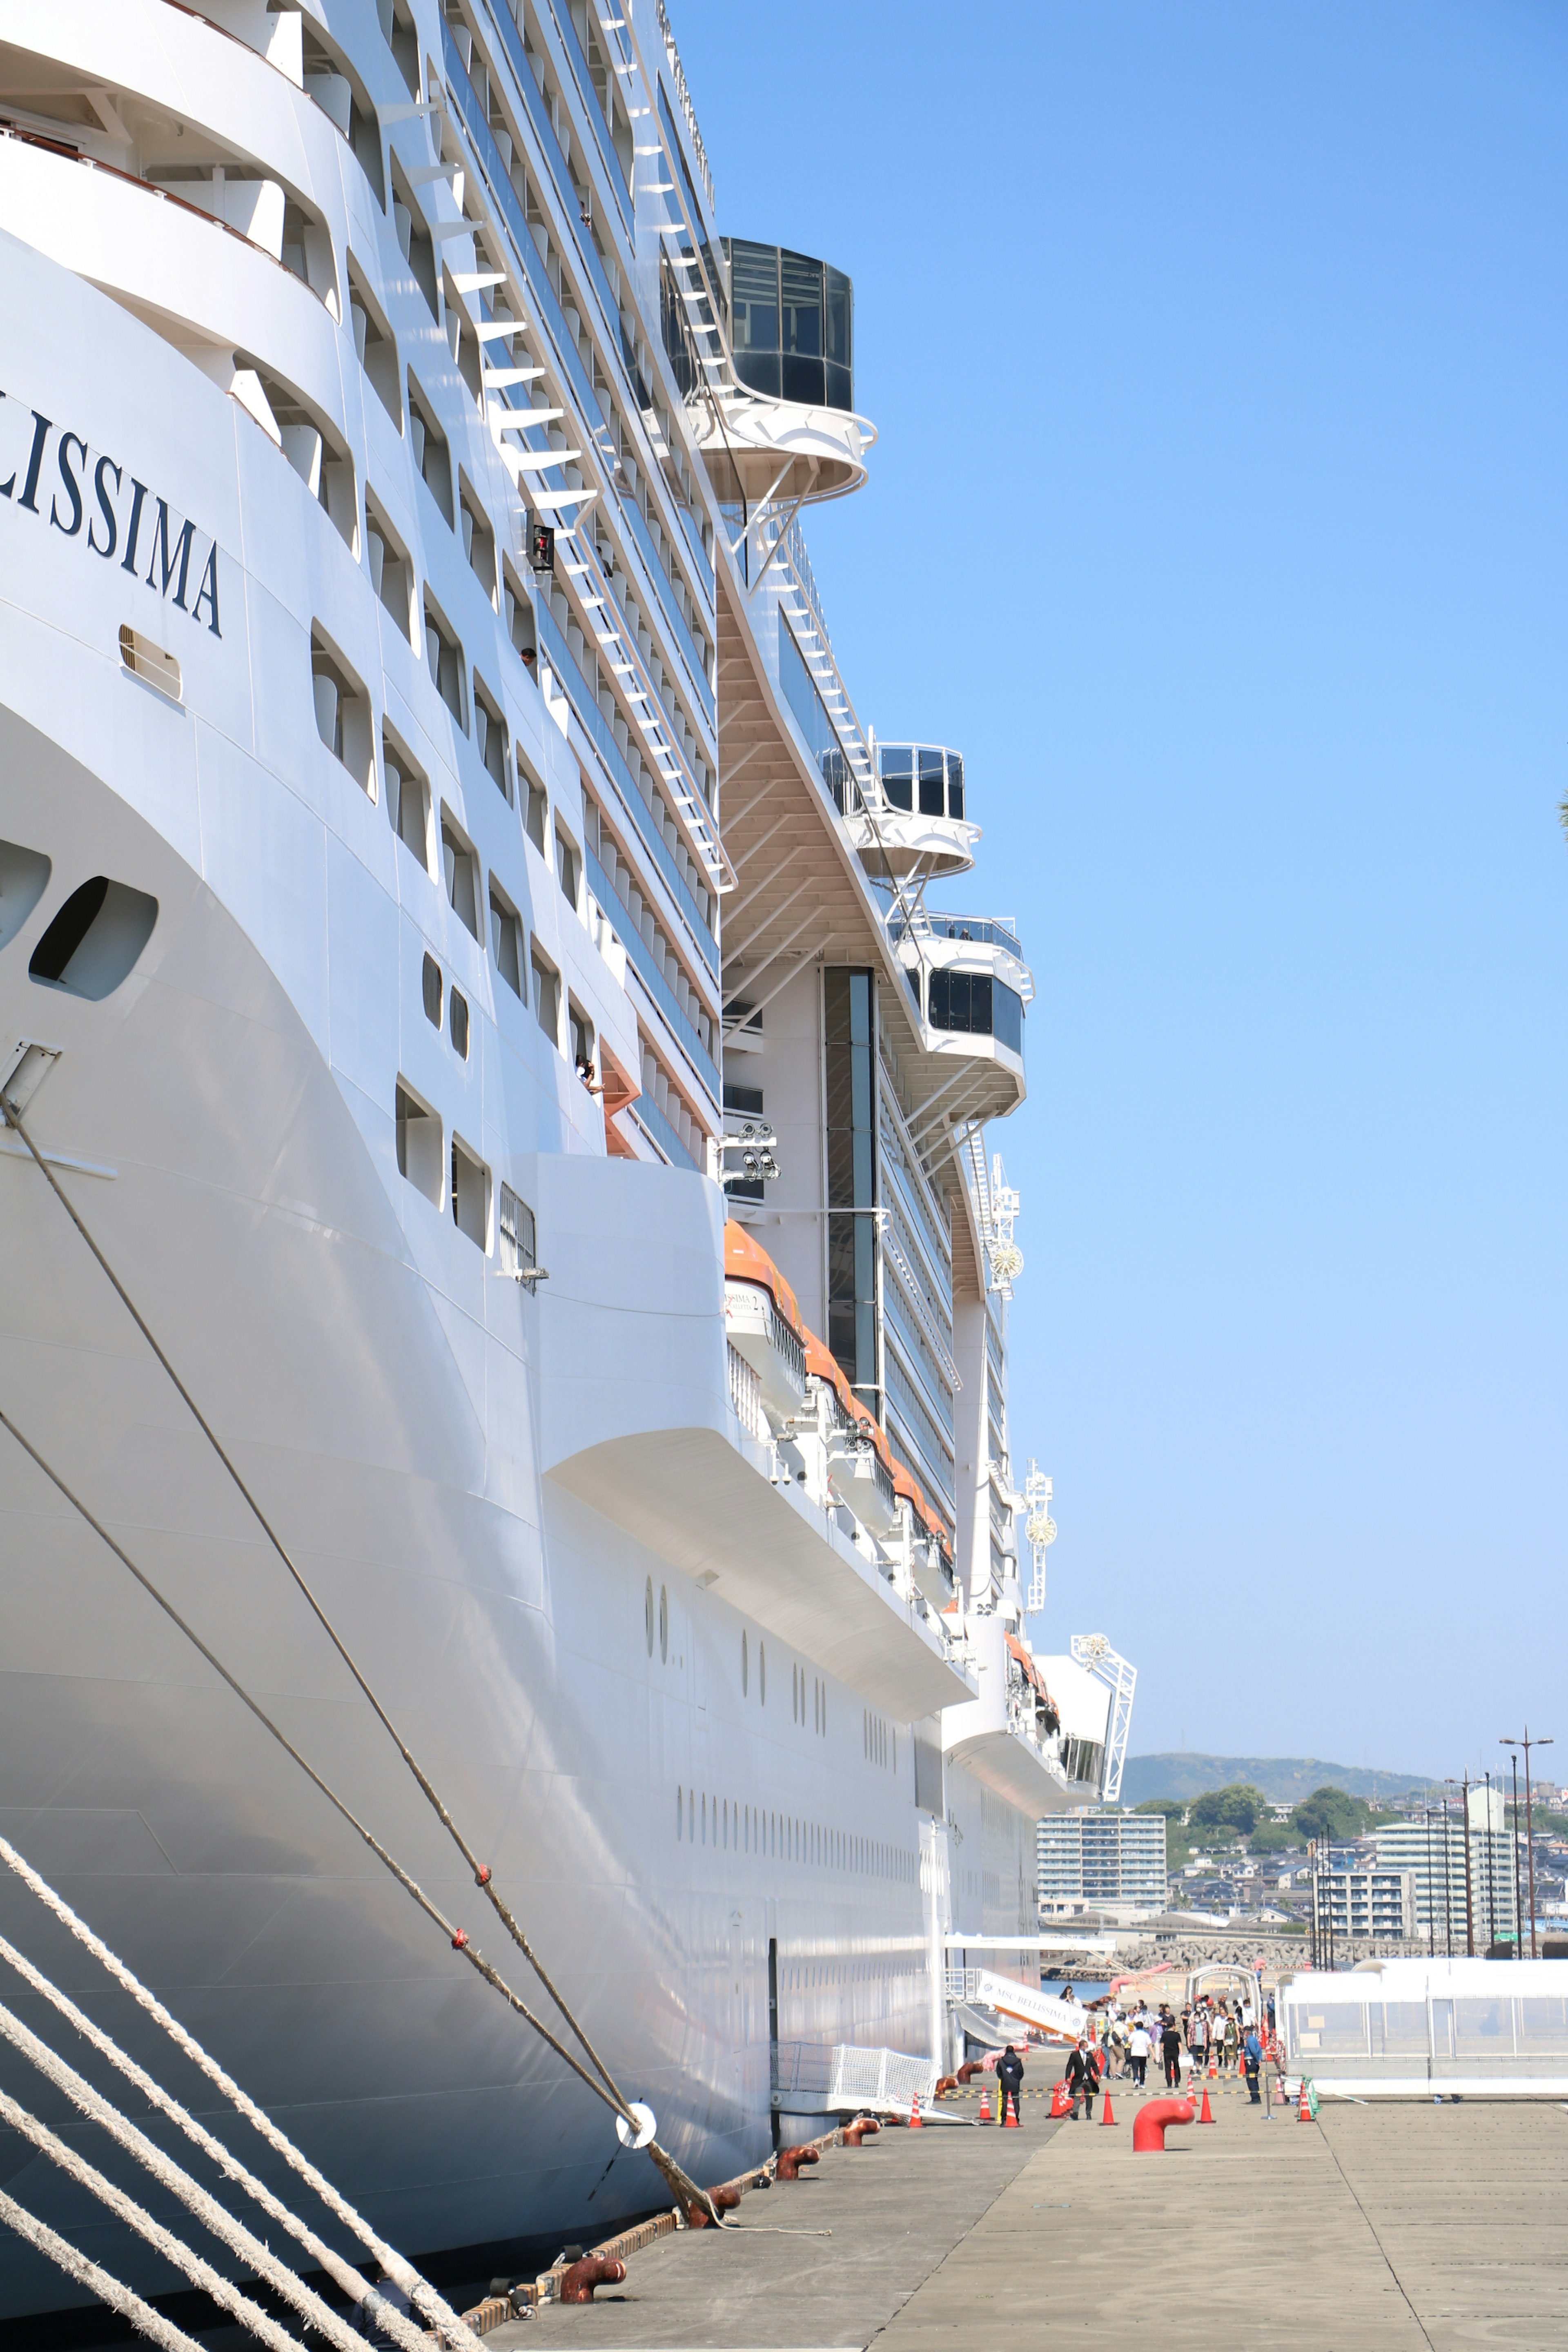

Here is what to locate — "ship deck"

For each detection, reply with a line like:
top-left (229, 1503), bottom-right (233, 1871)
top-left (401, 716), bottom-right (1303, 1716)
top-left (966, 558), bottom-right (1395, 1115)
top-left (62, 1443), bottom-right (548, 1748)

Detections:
top-left (496, 2090), bottom-right (1567, 2350)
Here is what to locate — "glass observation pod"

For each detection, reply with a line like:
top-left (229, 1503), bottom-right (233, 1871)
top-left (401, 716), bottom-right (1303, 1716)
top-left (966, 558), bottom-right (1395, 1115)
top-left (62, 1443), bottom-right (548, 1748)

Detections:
top-left (890, 910), bottom-right (1034, 1118)
top-left (847, 743), bottom-right (981, 883)
top-left (691, 240), bottom-right (876, 507)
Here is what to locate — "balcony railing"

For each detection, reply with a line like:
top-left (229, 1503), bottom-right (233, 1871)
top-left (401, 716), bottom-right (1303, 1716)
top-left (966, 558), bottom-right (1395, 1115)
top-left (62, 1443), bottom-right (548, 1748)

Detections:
top-left (727, 1341), bottom-right (765, 1441)
top-left (890, 911), bottom-right (1023, 962)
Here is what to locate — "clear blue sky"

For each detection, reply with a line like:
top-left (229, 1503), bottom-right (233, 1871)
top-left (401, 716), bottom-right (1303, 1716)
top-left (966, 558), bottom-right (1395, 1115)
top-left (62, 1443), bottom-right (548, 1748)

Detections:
top-left (677, 0), bottom-right (1568, 1782)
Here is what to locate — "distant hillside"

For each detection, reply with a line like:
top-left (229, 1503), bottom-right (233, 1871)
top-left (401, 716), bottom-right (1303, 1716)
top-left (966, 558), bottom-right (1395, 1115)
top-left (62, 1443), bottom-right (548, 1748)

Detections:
top-left (1123, 1753), bottom-right (1437, 1807)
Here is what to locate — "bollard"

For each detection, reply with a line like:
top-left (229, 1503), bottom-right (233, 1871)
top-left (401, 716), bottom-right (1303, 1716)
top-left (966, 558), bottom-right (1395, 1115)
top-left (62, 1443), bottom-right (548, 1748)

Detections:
top-left (935, 2075), bottom-right (958, 2100)
top-left (684, 2185), bottom-right (741, 2228)
top-left (775, 2145), bottom-right (821, 2182)
top-left (559, 2256), bottom-right (626, 2304)
top-left (1131, 2098), bottom-right (1195, 2153)
top-left (956, 2060), bottom-right (985, 2085)
top-left (842, 2118), bottom-right (880, 2147)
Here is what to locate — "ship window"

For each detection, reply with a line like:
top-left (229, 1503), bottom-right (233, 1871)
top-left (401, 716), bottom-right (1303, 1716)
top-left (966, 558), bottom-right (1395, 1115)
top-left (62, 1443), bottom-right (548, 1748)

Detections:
top-left (460, 471), bottom-right (497, 604)
top-left (474, 674), bottom-right (510, 800)
top-left (879, 746), bottom-right (912, 812)
top-left (503, 557), bottom-right (538, 678)
top-left (450, 1134), bottom-right (490, 1247)
top-left (489, 880), bottom-right (524, 999)
top-left (381, 0), bottom-right (419, 96)
top-left (439, 812), bottom-right (480, 940)
top-left (0, 842), bottom-right (51, 950)
top-left (530, 946), bottom-right (560, 1048)
top-left (759, 1642), bottom-right (766, 1705)
top-left (383, 728), bottom-right (430, 872)
top-left (701, 1794), bottom-right (706, 1846)
top-left (521, 753), bottom-right (548, 855)
top-left (688, 1787), bottom-right (693, 1840)
top-left (676, 1784), bottom-right (682, 1838)
top-left (407, 371), bottom-right (452, 521)
top-left (391, 165), bottom-right (438, 317)
top-left (645, 1577), bottom-right (655, 1657)
top-left (918, 749), bottom-right (944, 816)
top-left (421, 953), bottom-right (441, 1027)
top-left (423, 595), bottom-right (466, 727)
top-left (947, 756), bottom-right (964, 820)
top-left (394, 1078), bottom-right (442, 1205)
top-left (555, 825), bottom-right (580, 913)
top-left (498, 1184), bottom-right (536, 1278)
top-left (28, 878), bottom-right (158, 1002)
top-left (118, 626), bottom-right (181, 704)
top-left (448, 985), bottom-right (469, 1060)
top-left (348, 258), bottom-right (399, 419)
top-left (659, 1584), bottom-right (668, 1663)
top-left (364, 495), bottom-right (414, 640)
top-left (310, 627), bottom-right (374, 795)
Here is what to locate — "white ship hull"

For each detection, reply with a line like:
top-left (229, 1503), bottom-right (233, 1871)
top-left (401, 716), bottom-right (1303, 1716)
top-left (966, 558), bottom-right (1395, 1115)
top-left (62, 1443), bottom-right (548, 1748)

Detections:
top-left (0, 236), bottom-right (1047, 2316)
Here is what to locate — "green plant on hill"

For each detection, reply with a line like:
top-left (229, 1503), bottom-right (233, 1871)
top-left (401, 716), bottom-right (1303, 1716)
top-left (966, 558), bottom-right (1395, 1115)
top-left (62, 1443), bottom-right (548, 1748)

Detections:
top-left (1189, 1782), bottom-right (1271, 1834)
top-left (1292, 1785), bottom-right (1377, 1840)
top-left (1246, 1820), bottom-right (1300, 1855)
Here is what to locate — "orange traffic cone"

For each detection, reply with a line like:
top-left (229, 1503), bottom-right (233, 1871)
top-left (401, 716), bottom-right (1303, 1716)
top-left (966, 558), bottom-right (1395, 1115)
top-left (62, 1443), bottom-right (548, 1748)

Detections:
top-left (1100, 2095), bottom-right (1116, 2127)
top-left (1297, 2082), bottom-right (1312, 2123)
top-left (1197, 2087), bottom-right (1215, 2124)
top-left (978, 2085), bottom-right (992, 2123)
top-left (1002, 2091), bottom-right (1020, 2129)
top-left (909, 2092), bottom-right (923, 2129)
top-left (1207, 2054), bottom-right (1217, 2079)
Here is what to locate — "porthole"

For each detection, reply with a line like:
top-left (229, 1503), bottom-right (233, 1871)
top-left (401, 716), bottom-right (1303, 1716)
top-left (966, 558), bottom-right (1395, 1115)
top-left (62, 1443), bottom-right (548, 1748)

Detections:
top-left (645, 1577), bottom-right (654, 1656)
top-left (742, 1630), bottom-right (748, 1696)
top-left (659, 1584), bottom-right (668, 1663)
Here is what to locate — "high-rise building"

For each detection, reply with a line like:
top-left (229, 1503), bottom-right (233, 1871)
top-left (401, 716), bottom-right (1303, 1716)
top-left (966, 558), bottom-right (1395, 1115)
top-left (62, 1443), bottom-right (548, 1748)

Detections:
top-left (1314, 1868), bottom-right (1418, 1942)
top-left (1372, 1788), bottom-right (1519, 1947)
top-left (1038, 1809), bottom-right (1167, 1913)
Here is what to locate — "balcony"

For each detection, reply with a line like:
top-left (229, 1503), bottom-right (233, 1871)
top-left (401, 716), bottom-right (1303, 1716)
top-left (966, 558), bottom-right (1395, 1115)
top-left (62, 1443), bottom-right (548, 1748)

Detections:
top-left (538, 1161), bottom-right (974, 1717)
top-left (847, 744), bottom-right (979, 883)
top-left (690, 241), bottom-right (873, 505)
top-left (942, 1620), bottom-right (1094, 1817)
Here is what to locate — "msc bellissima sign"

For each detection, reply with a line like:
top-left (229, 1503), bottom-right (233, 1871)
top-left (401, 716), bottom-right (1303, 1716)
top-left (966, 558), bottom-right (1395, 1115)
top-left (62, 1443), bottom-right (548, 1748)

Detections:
top-left (0, 390), bottom-right (222, 637)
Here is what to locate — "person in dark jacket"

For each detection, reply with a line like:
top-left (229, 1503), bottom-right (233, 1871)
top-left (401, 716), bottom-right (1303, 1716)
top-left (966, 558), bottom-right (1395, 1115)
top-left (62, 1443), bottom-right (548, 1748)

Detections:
top-left (351, 2269), bottom-right (412, 2348)
top-left (1064, 2040), bottom-right (1100, 2120)
top-left (1161, 2013), bottom-right (1183, 2089)
top-left (995, 2044), bottom-right (1025, 2125)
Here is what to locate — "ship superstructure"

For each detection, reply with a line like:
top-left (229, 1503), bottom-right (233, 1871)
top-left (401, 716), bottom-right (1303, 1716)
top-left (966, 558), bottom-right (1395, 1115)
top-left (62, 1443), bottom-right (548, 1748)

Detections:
top-left (0, 0), bottom-right (1130, 2315)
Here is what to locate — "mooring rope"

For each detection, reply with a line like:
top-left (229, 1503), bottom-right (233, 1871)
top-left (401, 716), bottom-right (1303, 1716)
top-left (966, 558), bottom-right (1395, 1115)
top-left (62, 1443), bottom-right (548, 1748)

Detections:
top-left (0, 2189), bottom-right (207, 2352)
top-left (0, 1086), bottom-right (715, 2222)
top-left (0, 1836), bottom-right (479, 2350)
top-left (0, 2089), bottom-right (305, 2352)
top-left (0, 1933), bottom-right (438, 2352)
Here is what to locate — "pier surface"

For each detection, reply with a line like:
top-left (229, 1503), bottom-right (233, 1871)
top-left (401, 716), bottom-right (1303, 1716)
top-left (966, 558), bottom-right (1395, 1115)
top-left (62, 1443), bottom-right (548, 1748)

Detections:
top-left (498, 2091), bottom-right (1568, 2350)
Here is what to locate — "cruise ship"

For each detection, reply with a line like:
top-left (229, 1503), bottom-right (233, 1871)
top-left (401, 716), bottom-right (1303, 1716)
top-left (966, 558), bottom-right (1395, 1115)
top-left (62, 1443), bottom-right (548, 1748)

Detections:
top-left (0, 0), bottom-right (1135, 2314)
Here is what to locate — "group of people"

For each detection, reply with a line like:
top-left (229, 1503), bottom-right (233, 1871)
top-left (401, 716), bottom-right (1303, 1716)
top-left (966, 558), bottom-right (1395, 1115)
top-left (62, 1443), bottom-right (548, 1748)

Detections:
top-left (980, 1987), bottom-right (1271, 2125)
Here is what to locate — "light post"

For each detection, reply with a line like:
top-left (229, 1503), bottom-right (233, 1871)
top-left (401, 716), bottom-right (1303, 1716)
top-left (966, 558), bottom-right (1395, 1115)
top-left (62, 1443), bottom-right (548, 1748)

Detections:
top-left (1506, 1753), bottom-right (1524, 1960)
top-left (1423, 1804), bottom-right (1435, 1959)
top-left (1502, 1729), bottom-right (1553, 1961)
top-left (1460, 1771), bottom-right (1475, 1958)
top-left (1442, 1780), bottom-right (1457, 1957)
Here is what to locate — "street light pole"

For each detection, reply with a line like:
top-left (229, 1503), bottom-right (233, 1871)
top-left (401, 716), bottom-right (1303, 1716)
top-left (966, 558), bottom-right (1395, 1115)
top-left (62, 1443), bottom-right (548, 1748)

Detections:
top-left (1461, 1771), bottom-right (1475, 1958)
top-left (1441, 1782), bottom-right (1455, 1958)
top-left (1423, 1804), bottom-right (1435, 1959)
top-left (1503, 1729), bottom-right (1554, 1962)
top-left (1506, 1753), bottom-right (1524, 1960)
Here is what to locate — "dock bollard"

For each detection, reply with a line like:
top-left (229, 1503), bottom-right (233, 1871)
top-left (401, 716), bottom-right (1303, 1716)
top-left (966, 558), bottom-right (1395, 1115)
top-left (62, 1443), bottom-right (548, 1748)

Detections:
top-left (559, 2256), bottom-right (626, 2304)
top-left (842, 2119), bottom-right (880, 2147)
top-left (775, 2145), bottom-right (820, 2181)
top-left (1131, 2098), bottom-right (1194, 2153)
top-left (684, 2185), bottom-right (741, 2228)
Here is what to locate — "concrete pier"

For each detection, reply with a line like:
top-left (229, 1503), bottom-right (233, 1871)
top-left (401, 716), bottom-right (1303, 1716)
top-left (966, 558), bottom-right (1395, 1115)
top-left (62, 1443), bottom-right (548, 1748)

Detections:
top-left (493, 2091), bottom-right (1568, 2350)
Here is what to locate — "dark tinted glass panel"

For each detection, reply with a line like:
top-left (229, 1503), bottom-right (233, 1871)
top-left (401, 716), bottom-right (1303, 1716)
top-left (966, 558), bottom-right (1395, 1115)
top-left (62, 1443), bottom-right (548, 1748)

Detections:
top-left (918, 751), bottom-right (945, 816)
top-left (971, 974), bottom-right (994, 1034)
top-left (824, 362), bottom-right (852, 412)
top-left (993, 982), bottom-right (1024, 1055)
top-left (825, 268), bottom-right (851, 367)
top-left (782, 353), bottom-right (826, 406)
top-left (947, 757), bottom-right (964, 818)
top-left (734, 350), bottom-right (781, 399)
top-left (881, 747), bottom-right (913, 811)
top-left (780, 250), bottom-right (823, 354)
top-left (729, 241), bottom-right (779, 351)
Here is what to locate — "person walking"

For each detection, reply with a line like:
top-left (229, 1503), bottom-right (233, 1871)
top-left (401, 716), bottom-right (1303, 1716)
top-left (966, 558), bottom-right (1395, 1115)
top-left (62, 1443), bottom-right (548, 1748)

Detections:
top-left (1161, 2012), bottom-right (1183, 2089)
top-left (1189, 2005), bottom-right (1207, 2074)
top-left (1065, 2039), bottom-right (1100, 2121)
top-left (1243, 2025), bottom-right (1263, 2105)
top-left (1128, 2017), bottom-right (1150, 2088)
top-left (1223, 2009), bottom-right (1240, 2077)
top-left (995, 2043), bottom-right (1025, 2128)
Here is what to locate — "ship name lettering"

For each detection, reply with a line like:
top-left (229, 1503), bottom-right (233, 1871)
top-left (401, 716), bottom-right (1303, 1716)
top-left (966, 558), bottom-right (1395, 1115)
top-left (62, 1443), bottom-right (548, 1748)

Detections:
top-left (0, 390), bottom-right (221, 638)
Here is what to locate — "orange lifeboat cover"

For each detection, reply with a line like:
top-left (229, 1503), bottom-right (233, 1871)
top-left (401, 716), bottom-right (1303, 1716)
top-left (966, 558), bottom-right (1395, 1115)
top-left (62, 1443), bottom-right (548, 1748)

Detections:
top-left (724, 1221), bottom-right (804, 1340)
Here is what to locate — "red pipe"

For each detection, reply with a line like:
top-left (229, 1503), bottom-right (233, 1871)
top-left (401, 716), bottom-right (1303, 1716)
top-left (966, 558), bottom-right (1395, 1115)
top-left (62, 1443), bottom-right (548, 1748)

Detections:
top-left (775, 2145), bottom-right (821, 2181)
top-left (559, 2256), bottom-right (626, 2303)
top-left (1131, 2098), bottom-right (1195, 2152)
